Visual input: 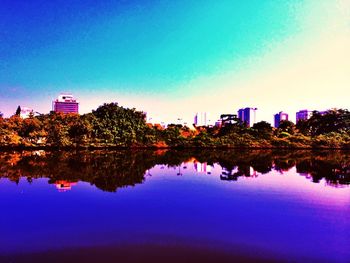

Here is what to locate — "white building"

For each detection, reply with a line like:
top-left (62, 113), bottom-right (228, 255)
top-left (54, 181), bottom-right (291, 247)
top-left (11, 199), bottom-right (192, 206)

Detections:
top-left (194, 112), bottom-right (209, 126)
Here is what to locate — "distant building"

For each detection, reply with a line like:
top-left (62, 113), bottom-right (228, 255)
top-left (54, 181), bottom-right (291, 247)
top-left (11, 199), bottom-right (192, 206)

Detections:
top-left (274, 111), bottom-right (289, 128)
top-left (296, 110), bottom-right (312, 123)
top-left (144, 112), bottom-right (153, 123)
top-left (19, 107), bottom-right (34, 119)
top-left (194, 112), bottom-right (208, 126)
top-left (237, 107), bottom-right (257, 127)
top-left (215, 119), bottom-right (223, 127)
top-left (53, 93), bottom-right (79, 114)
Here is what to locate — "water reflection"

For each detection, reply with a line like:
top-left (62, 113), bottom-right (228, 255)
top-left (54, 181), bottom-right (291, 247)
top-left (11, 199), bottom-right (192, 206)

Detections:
top-left (0, 150), bottom-right (349, 192)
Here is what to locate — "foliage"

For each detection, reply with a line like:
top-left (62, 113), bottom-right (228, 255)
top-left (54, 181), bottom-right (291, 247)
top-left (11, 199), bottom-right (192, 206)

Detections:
top-left (15, 105), bottom-right (21, 116)
top-left (297, 109), bottom-right (350, 136)
top-left (0, 104), bottom-right (349, 149)
top-left (91, 103), bottom-right (148, 146)
top-left (278, 120), bottom-right (295, 135)
top-left (252, 121), bottom-right (273, 139)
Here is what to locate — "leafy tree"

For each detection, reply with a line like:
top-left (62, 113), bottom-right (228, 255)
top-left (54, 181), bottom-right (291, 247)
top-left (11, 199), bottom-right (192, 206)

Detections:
top-left (68, 115), bottom-right (92, 145)
top-left (278, 120), bottom-right (295, 135)
top-left (15, 106), bottom-right (21, 116)
top-left (304, 109), bottom-right (350, 136)
top-left (252, 121), bottom-right (273, 139)
top-left (92, 103), bottom-right (148, 146)
top-left (44, 112), bottom-right (77, 147)
top-left (19, 117), bottom-right (43, 145)
top-left (296, 119), bottom-right (309, 135)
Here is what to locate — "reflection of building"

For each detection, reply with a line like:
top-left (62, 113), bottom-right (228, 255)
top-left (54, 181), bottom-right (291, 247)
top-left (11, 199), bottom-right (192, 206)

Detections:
top-left (194, 112), bottom-right (208, 126)
top-left (237, 107), bottom-right (257, 127)
top-left (53, 93), bottom-right (79, 114)
top-left (55, 180), bottom-right (77, 192)
top-left (296, 110), bottom-right (312, 123)
top-left (274, 111), bottom-right (289, 128)
top-left (194, 162), bottom-right (211, 173)
top-left (250, 167), bottom-right (258, 177)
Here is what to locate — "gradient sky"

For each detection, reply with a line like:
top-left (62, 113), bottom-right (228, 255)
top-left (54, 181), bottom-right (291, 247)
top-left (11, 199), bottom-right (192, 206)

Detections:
top-left (0, 0), bottom-right (349, 124)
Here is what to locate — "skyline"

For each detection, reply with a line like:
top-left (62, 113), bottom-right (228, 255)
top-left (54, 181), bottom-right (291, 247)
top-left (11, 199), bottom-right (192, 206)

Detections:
top-left (8, 92), bottom-right (344, 127)
top-left (1, 0), bottom-right (349, 124)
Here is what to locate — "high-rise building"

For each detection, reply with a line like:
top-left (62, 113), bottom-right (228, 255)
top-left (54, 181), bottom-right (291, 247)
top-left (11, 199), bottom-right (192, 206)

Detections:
top-left (296, 110), bottom-right (312, 123)
top-left (237, 107), bottom-right (257, 127)
top-left (52, 93), bottom-right (79, 114)
top-left (274, 111), bottom-right (289, 128)
top-left (194, 112), bottom-right (208, 126)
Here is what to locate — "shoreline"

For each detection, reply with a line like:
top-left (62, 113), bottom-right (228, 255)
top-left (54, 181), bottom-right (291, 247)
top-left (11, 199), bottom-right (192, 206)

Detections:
top-left (0, 145), bottom-right (349, 151)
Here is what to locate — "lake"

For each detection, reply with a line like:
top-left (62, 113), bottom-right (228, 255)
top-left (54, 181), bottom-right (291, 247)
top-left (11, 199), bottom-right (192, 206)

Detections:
top-left (0, 150), bottom-right (349, 263)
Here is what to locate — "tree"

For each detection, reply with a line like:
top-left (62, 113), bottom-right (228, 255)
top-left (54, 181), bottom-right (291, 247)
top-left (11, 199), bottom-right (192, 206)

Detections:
top-left (278, 120), bottom-right (295, 134)
top-left (44, 112), bottom-right (75, 147)
top-left (296, 119), bottom-right (309, 135)
top-left (15, 106), bottom-right (21, 116)
top-left (302, 109), bottom-right (350, 136)
top-left (92, 103), bottom-right (148, 146)
top-left (68, 115), bottom-right (92, 145)
top-left (252, 121), bottom-right (273, 139)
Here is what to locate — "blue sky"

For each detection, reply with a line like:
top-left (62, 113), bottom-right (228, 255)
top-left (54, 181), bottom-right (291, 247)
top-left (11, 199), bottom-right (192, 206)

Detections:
top-left (0, 0), bottom-right (349, 123)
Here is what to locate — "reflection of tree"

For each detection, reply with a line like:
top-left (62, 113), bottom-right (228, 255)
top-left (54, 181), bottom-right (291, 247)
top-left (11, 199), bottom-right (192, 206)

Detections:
top-left (0, 150), bottom-right (349, 191)
top-left (296, 152), bottom-right (350, 186)
top-left (192, 150), bottom-right (350, 186)
top-left (0, 150), bottom-right (158, 192)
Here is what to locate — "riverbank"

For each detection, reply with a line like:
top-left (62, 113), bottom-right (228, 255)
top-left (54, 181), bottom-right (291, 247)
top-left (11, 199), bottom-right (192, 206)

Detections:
top-left (0, 144), bottom-right (349, 151)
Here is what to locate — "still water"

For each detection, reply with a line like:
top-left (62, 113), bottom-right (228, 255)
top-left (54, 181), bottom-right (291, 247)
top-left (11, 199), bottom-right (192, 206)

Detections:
top-left (0, 150), bottom-right (349, 262)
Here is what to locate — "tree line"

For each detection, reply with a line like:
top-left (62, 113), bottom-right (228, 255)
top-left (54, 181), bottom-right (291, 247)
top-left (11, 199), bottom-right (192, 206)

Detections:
top-left (0, 103), bottom-right (349, 149)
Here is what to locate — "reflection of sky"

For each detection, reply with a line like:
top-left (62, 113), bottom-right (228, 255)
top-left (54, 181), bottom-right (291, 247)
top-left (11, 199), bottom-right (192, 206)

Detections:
top-left (0, 163), bottom-right (349, 261)
top-left (1, 0), bottom-right (349, 123)
top-left (150, 164), bottom-right (350, 207)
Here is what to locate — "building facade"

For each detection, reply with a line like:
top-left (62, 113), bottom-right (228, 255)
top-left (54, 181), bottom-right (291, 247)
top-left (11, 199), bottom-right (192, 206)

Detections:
top-left (194, 112), bottom-right (208, 126)
top-left (53, 94), bottom-right (79, 114)
top-left (274, 111), bottom-right (289, 128)
top-left (296, 110), bottom-right (312, 123)
top-left (237, 107), bottom-right (257, 127)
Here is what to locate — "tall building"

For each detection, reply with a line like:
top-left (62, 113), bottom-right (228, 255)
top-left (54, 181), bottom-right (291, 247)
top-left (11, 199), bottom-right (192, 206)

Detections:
top-left (194, 112), bottom-right (208, 126)
top-left (274, 111), bottom-right (289, 128)
top-left (52, 93), bottom-right (79, 114)
top-left (237, 107), bottom-right (257, 127)
top-left (296, 110), bottom-right (312, 123)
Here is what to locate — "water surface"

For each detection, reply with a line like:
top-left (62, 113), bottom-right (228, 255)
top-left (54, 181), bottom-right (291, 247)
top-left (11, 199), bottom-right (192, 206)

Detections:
top-left (0, 150), bottom-right (349, 262)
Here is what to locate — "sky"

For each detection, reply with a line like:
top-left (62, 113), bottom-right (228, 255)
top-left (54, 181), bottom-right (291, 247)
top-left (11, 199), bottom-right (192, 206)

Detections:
top-left (0, 0), bottom-right (349, 124)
